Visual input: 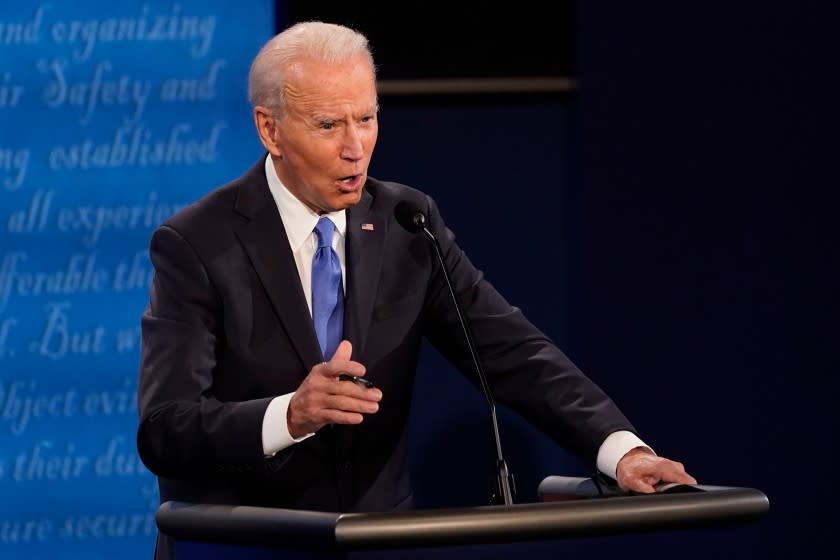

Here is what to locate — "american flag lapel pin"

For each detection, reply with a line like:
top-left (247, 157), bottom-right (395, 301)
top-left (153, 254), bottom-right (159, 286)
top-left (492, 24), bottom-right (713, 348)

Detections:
top-left (361, 223), bottom-right (374, 231)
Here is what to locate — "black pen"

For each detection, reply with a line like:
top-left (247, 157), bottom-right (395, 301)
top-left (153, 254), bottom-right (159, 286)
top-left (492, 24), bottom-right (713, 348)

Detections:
top-left (338, 374), bottom-right (375, 388)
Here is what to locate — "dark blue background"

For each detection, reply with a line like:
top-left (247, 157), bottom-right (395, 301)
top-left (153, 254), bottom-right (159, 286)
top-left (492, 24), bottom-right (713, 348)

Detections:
top-left (350, 2), bottom-right (838, 558)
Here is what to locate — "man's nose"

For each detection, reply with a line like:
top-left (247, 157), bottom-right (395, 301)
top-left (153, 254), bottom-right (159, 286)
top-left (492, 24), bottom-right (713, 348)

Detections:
top-left (341, 125), bottom-right (365, 160)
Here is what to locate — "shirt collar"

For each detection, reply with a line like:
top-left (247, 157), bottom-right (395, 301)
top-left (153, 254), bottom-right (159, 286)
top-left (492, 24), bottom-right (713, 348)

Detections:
top-left (264, 155), bottom-right (346, 251)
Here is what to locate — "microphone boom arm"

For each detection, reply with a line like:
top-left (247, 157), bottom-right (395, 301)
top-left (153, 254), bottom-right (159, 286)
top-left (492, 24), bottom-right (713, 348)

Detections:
top-left (421, 225), bottom-right (516, 506)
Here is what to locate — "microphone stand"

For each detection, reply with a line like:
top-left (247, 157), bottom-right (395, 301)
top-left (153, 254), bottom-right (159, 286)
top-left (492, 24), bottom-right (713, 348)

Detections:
top-left (417, 219), bottom-right (516, 506)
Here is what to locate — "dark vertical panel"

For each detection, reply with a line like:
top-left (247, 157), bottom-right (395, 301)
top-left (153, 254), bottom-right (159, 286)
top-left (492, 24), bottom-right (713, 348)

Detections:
top-left (578, 3), bottom-right (838, 558)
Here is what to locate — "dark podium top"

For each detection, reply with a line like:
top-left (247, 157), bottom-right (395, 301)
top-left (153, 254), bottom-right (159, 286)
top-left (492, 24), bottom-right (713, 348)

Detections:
top-left (156, 480), bottom-right (768, 553)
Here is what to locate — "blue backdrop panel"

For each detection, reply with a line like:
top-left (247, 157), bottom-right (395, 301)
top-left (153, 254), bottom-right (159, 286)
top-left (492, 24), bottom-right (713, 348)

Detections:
top-left (0, 1), bottom-right (273, 558)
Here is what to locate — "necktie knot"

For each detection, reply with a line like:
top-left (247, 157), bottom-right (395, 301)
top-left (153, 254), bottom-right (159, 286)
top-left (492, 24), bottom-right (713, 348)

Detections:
top-left (314, 217), bottom-right (334, 249)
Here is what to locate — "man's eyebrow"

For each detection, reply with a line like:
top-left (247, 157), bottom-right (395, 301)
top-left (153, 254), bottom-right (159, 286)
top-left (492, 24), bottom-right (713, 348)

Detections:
top-left (310, 113), bottom-right (340, 122)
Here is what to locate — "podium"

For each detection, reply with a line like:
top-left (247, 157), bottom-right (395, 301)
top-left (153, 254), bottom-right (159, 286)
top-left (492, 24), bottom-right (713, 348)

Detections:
top-left (156, 478), bottom-right (769, 559)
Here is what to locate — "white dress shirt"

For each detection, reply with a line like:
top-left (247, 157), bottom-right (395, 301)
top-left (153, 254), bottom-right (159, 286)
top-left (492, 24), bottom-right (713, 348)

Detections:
top-left (259, 156), bottom-right (651, 478)
top-left (260, 155), bottom-right (344, 456)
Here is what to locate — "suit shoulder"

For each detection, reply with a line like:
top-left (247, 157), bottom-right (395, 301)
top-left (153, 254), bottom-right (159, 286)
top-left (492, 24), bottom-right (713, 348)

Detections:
top-left (162, 180), bottom-right (237, 234)
top-left (158, 157), bottom-right (266, 240)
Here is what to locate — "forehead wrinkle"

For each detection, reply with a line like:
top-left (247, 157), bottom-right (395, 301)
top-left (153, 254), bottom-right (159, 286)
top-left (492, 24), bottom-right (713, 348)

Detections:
top-left (282, 57), bottom-right (376, 118)
top-left (285, 84), bottom-right (376, 120)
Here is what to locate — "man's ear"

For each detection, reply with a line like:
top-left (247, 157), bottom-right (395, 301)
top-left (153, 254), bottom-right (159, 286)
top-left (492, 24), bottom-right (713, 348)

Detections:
top-left (253, 106), bottom-right (282, 157)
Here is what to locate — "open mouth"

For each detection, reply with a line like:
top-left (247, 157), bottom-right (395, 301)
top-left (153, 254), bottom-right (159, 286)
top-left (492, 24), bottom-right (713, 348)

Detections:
top-left (339, 175), bottom-right (362, 191)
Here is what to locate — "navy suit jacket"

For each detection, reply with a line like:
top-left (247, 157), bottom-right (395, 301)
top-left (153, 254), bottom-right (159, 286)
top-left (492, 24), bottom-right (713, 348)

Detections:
top-left (137, 159), bottom-right (634, 558)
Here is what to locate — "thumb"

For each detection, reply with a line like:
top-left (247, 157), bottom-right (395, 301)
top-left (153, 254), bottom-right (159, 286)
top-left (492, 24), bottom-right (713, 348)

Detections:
top-left (331, 340), bottom-right (353, 362)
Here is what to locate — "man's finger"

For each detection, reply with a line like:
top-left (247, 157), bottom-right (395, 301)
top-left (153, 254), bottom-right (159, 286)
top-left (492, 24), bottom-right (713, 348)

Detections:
top-left (323, 410), bottom-right (364, 425)
top-left (630, 480), bottom-right (657, 494)
top-left (325, 395), bottom-right (380, 414)
top-left (667, 470), bottom-right (698, 485)
top-left (332, 340), bottom-right (353, 362)
top-left (328, 380), bottom-right (382, 401)
top-left (319, 340), bottom-right (366, 378)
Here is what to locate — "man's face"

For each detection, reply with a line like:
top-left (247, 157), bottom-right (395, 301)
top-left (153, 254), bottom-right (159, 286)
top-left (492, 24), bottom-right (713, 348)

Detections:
top-left (266, 53), bottom-right (378, 214)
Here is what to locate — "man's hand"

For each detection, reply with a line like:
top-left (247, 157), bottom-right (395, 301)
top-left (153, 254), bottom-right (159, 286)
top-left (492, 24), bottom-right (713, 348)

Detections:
top-left (616, 447), bottom-right (697, 493)
top-left (287, 340), bottom-right (381, 438)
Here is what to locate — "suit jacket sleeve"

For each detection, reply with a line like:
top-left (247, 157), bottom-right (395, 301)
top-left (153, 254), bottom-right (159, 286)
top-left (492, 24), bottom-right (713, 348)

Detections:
top-left (418, 195), bottom-right (635, 465)
top-left (137, 224), bottom-right (272, 479)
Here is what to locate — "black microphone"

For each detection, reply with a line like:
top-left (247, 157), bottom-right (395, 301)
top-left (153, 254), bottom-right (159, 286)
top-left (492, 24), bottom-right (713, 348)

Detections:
top-left (394, 201), bottom-right (516, 506)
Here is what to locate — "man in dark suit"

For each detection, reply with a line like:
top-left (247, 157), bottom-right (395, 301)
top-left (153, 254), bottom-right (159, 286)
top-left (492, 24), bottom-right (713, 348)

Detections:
top-left (137, 20), bottom-right (695, 559)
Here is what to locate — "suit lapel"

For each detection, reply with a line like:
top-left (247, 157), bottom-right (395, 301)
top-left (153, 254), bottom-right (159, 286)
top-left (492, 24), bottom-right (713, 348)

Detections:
top-left (336, 187), bottom-right (385, 487)
top-left (228, 163), bottom-right (385, 376)
top-left (231, 161), bottom-right (323, 373)
top-left (344, 188), bottom-right (385, 361)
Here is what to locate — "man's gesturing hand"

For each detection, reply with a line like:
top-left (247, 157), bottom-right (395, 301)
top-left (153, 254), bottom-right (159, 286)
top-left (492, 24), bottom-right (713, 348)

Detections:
top-left (287, 340), bottom-right (381, 438)
top-left (616, 447), bottom-right (697, 494)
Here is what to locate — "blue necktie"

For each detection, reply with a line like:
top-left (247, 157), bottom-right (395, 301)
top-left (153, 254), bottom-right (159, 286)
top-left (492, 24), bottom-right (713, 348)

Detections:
top-left (311, 217), bottom-right (344, 360)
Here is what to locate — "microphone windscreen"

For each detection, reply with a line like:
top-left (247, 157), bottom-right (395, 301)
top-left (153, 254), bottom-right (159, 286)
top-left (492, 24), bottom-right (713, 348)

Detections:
top-left (394, 201), bottom-right (426, 233)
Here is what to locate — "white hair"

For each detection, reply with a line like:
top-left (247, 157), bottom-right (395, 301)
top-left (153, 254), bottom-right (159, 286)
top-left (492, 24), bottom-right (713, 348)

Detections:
top-left (248, 21), bottom-right (375, 114)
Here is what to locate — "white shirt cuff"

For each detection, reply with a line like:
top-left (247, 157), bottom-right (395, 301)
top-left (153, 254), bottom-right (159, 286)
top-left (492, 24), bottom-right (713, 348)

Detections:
top-left (262, 393), bottom-right (314, 457)
top-left (596, 430), bottom-right (654, 480)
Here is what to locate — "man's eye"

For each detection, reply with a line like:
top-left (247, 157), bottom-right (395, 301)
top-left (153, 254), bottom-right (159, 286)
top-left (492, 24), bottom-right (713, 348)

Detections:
top-left (320, 121), bottom-right (335, 130)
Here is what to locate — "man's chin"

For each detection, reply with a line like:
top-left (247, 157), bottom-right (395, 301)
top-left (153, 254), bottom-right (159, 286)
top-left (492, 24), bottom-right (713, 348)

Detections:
top-left (331, 190), bottom-right (363, 210)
